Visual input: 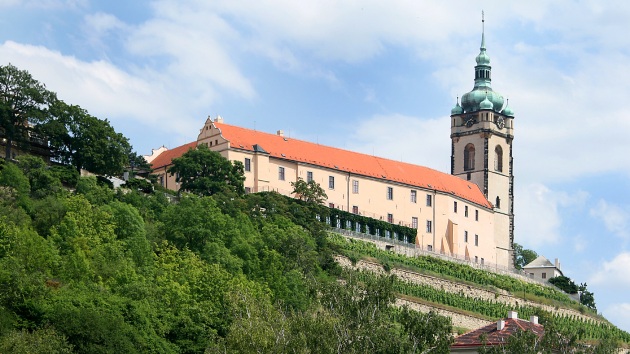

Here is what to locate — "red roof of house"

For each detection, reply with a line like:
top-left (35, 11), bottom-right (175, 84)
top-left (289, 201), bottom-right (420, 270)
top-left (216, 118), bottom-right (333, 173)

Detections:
top-left (150, 121), bottom-right (492, 208)
top-left (150, 141), bottom-right (197, 170)
top-left (451, 318), bottom-right (544, 349)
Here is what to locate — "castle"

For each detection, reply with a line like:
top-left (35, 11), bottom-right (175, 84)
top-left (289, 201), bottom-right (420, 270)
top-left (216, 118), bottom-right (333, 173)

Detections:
top-left (149, 19), bottom-right (516, 269)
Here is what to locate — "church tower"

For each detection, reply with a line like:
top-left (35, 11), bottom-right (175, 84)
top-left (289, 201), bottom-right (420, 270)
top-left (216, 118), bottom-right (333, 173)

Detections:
top-left (450, 15), bottom-right (515, 267)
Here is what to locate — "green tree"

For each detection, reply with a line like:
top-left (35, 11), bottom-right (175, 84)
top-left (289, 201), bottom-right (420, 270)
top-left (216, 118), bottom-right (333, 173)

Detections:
top-left (513, 243), bottom-right (538, 269)
top-left (548, 275), bottom-right (578, 294)
top-left (291, 178), bottom-right (327, 204)
top-left (0, 64), bottom-right (56, 160)
top-left (167, 144), bottom-right (245, 196)
top-left (578, 283), bottom-right (596, 311)
top-left (44, 101), bottom-right (131, 175)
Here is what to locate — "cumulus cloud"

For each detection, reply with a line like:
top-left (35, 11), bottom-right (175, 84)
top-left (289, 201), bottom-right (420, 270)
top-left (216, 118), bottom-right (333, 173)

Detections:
top-left (515, 184), bottom-right (588, 248)
top-left (590, 200), bottom-right (629, 239)
top-left (590, 252), bottom-right (630, 288)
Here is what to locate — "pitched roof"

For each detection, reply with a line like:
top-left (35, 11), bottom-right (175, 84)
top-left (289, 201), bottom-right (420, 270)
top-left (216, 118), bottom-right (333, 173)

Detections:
top-left (214, 122), bottom-right (492, 208)
top-left (150, 141), bottom-right (197, 170)
top-left (523, 256), bottom-right (555, 269)
top-left (451, 318), bottom-right (544, 349)
top-left (149, 121), bottom-right (493, 208)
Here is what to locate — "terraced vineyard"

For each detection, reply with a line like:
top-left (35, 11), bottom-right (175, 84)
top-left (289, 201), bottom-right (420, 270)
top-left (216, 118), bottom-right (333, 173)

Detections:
top-left (330, 234), bottom-right (630, 344)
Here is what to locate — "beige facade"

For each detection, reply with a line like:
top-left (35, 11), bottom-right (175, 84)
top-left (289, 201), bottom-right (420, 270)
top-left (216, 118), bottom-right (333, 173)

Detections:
top-left (151, 115), bottom-right (512, 268)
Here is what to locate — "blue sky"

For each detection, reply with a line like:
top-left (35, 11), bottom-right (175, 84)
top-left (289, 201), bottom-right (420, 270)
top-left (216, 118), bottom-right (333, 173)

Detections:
top-left (2, 0), bottom-right (630, 331)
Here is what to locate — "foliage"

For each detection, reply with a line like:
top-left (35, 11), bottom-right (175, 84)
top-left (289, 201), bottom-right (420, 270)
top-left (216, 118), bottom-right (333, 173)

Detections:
top-left (514, 242), bottom-right (538, 269)
top-left (291, 177), bottom-right (327, 204)
top-left (44, 100), bottom-right (131, 175)
top-left (578, 283), bottom-right (597, 311)
top-left (328, 207), bottom-right (418, 243)
top-left (0, 63), bottom-right (56, 160)
top-left (168, 144), bottom-right (245, 196)
top-left (123, 177), bottom-right (154, 193)
top-left (549, 275), bottom-right (579, 294)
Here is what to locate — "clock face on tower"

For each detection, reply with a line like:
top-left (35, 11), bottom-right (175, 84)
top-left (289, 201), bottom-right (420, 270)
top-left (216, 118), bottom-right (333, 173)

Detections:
top-left (496, 116), bottom-right (505, 129)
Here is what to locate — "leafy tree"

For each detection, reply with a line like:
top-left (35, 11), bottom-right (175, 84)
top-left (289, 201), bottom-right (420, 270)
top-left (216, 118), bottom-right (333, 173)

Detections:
top-left (578, 283), bottom-right (596, 311)
top-left (548, 275), bottom-right (578, 294)
top-left (0, 64), bottom-right (56, 160)
top-left (167, 144), bottom-right (245, 196)
top-left (514, 242), bottom-right (538, 269)
top-left (0, 328), bottom-right (73, 354)
top-left (15, 154), bottom-right (63, 198)
top-left (291, 177), bottom-right (327, 204)
top-left (44, 100), bottom-right (131, 175)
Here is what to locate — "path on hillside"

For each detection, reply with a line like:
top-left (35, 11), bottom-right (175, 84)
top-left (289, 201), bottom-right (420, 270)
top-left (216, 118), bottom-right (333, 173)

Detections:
top-left (334, 255), bottom-right (601, 328)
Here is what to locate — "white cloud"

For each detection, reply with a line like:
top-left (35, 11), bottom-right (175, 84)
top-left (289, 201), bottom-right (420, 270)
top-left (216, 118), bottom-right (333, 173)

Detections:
top-left (515, 184), bottom-right (588, 248)
top-left (590, 200), bottom-right (629, 239)
top-left (590, 252), bottom-right (630, 288)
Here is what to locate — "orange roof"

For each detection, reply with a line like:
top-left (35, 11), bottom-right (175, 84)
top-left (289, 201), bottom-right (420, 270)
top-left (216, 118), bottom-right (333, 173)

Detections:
top-left (451, 317), bottom-right (544, 349)
top-left (150, 141), bottom-right (197, 170)
top-left (214, 122), bottom-right (492, 208)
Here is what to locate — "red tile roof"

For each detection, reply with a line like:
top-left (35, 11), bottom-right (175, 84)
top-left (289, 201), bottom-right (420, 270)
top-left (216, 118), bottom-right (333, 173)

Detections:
top-left (214, 122), bottom-right (492, 208)
top-left (150, 141), bottom-right (197, 170)
top-left (149, 122), bottom-right (492, 209)
top-left (451, 318), bottom-right (544, 349)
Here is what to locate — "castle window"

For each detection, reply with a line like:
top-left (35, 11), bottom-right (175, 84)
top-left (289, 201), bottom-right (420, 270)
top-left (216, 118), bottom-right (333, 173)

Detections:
top-left (475, 234), bottom-right (479, 246)
top-left (329, 176), bottom-right (335, 189)
top-left (352, 180), bottom-right (359, 194)
top-left (387, 213), bottom-right (394, 223)
top-left (467, 172), bottom-right (471, 180)
top-left (410, 190), bottom-right (417, 203)
top-left (464, 231), bottom-right (468, 243)
top-left (278, 167), bottom-right (285, 180)
top-left (426, 194), bottom-right (432, 207)
top-left (464, 143), bottom-right (475, 170)
top-left (465, 205), bottom-right (469, 217)
top-left (542, 273), bottom-right (547, 279)
top-left (307, 171), bottom-right (313, 182)
top-left (352, 205), bottom-right (359, 214)
top-left (244, 158), bottom-right (251, 172)
top-left (494, 145), bottom-right (503, 172)
top-left (411, 217), bottom-right (418, 229)
top-left (475, 210), bottom-right (479, 221)
top-left (387, 187), bottom-right (394, 200)
top-left (496, 196), bottom-right (501, 209)
top-left (426, 220), bottom-right (432, 233)
top-left (454, 201), bottom-right (458, 213)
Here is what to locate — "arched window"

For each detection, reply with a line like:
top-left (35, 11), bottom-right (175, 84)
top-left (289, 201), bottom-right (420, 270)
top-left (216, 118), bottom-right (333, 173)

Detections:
top-left (494, 145), bottom-right (503, 172)
top-left (495, 196), bottom-right (501, 209)
top-left (464, 144), bottom-right (475, 171)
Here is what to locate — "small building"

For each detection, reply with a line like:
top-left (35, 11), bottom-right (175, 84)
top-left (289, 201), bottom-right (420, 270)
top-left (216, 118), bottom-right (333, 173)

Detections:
top-left (523, 256), bottom-right (563, 282)
top-left (450, 311), bottom-right (544, 353)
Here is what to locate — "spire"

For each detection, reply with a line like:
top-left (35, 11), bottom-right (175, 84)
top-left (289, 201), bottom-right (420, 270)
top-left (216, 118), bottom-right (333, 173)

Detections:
top-left (481, 11), bottom-right (486, 51)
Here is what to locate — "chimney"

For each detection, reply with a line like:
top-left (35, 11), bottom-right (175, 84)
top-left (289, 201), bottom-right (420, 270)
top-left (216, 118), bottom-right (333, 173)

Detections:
top-left (555, 258), bottom-right (560, 269)
top-left (214, 115), bottom-right (224, 123)
top-left (530, 316), bottom-right (539, 325)
top-left (277, 130), bottom-right (284, 137)
top-left (508, 311), bottom-right (518, 319)
top-left (497, 319), bottom-right (505, 331)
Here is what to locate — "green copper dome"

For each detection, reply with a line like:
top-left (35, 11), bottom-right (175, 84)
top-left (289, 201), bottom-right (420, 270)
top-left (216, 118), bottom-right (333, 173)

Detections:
top-left (460, 16), bottom-right (505, 113)
top-left (451, 98), bottom-right (463, 115)
top-left (502, 100), bottom-right (514, 117)
top-left (479, 93), bottom-right (493, 110)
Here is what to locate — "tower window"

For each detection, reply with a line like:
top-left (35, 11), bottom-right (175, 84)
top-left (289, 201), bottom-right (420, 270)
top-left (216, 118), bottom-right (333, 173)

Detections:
top-left (496, 196), bottom-right (501, 209)
top-left (464, 143), bottom-right (475, 171)
top-left (467, 172), bottom-right (471, 180)
top-left (495, 145), bottom-right (503, 172)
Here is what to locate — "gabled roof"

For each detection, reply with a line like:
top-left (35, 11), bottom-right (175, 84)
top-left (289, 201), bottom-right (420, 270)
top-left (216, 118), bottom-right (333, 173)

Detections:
top-left (214, 122), bottom-right (493, 208)
top-left (523, 256), bottom-right (555, 269)
top-left (451, 318), bottom-right (544, 349)
top-left (150, 141), bottom-right (197, 170)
